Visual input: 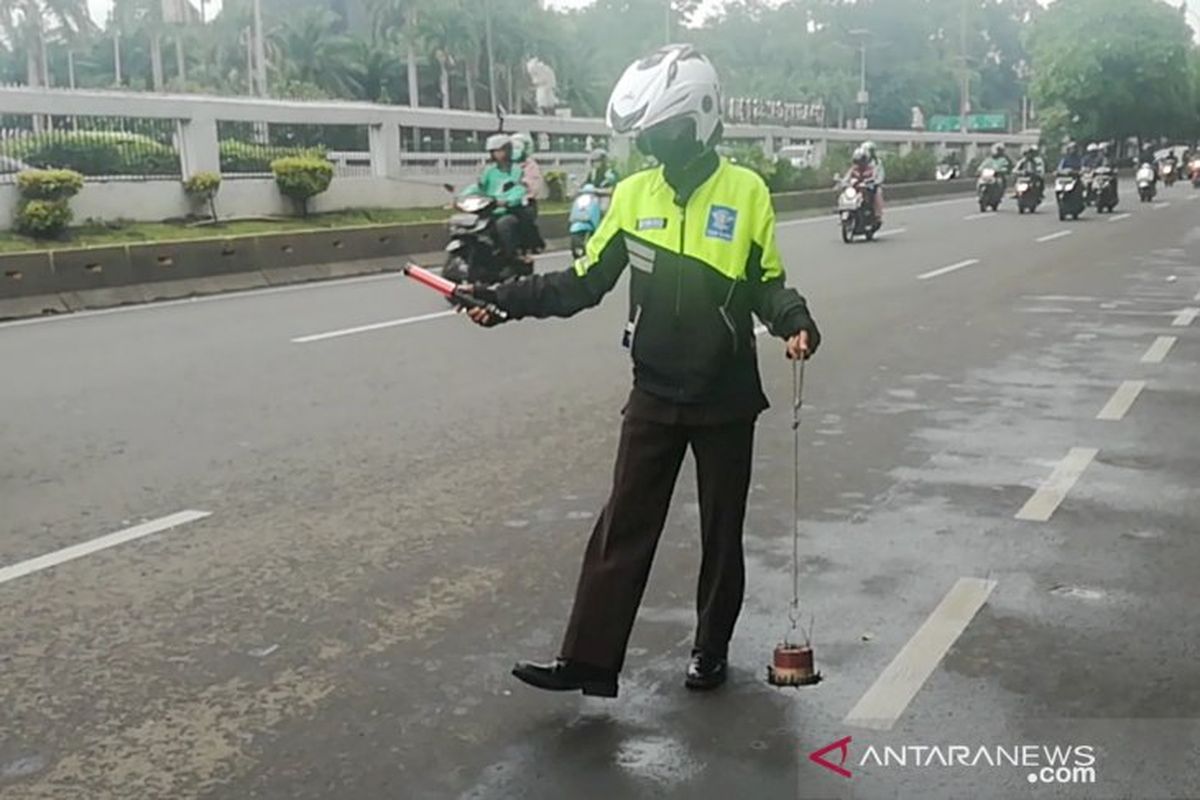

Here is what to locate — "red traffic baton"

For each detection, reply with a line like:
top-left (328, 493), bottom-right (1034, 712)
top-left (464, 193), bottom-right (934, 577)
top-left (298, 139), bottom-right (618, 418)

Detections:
top-left (402, 263), bottom-right (508, 321)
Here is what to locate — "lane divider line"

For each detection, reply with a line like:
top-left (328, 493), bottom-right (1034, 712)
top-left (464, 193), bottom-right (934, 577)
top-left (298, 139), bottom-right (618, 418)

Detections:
top-left (1109, 213), bottom-right (1131, 222)
top-left (292, 310), bottom-right (457, 343)
top-left (0, 510), bottom-right (212, 587)
top-left (917, 258), bottom-right (980, 281)
top-left (1015, 447), bottom-right (1099, 522)
top-left (873, 227), bottom-right (908, 238)
top-left (843, 577), bottom-right (998, 731)
top-left (1096, 380), bottom-right (1146, 421)
top-left (1172, 307), bottom-right (1199, 327)
top-left (1141, 335), bottom-right (1177, 364)
top-left (963, 212), bottom-right (994, 221)
top-left (1153, 202), bottom-right (1171, 209)
top-left (1194, 289), bottom-right (1200, 302)
top-left (1036, 230), bottom-right (1073, 243)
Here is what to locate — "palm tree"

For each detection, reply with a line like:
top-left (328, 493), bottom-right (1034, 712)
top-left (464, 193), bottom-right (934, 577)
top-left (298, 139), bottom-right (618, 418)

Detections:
top-left (368, 0), bottom-right (423, 107)
top-left (272, 7), bottom-right (363, 98)
top-left (0, 0), bottom-right (92, 87)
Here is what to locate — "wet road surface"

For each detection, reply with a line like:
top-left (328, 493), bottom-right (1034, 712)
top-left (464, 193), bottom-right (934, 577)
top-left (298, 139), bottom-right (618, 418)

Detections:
top-left (2, 188), bottom-right (1199, 799)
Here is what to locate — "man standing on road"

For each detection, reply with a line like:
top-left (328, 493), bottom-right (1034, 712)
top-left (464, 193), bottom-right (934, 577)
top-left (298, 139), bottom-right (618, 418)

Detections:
top-left (461, 44), bottom-right (821, 698)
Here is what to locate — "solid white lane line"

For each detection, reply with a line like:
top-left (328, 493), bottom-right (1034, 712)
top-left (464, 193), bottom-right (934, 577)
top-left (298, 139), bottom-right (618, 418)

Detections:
top-left (0, 510), bottom-right (212, 587)
top-left (873, 227), bottom-right (908, 238)
top-left (1141, 335), bottom-right (1177, 364)
top-left (963, 212), bottom-right (994, 221)
top-left (1015, 447), bottom-right (1099, 522)
top-left (1153, 202), bottom-right (1171, 209)
top-left (1194, 289), bottom-right (1200, 302)
top-left (292, 310), bottom-right (456, 343)
top-left (1096, 381), bottom-right (1146, 421)
top-left (844, 577), bottom-right (997, 731)
top-left (1172, 307), bottom-right (1199, 327)
top-left (1109, 213), bottom-right (1131, 222)
top-left (917, 258), bottom-right (980, 281)
top-left (1036, 230), bottom-right (1073, 243)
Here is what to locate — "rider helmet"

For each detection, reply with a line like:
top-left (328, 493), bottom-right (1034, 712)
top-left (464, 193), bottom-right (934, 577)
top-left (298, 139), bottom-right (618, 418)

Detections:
top-left (607, 44), bottom-right (722, 166)
top-left (485, 133), bottom-right (513, 158)
top-left (510, 131), bottom-right (534, 161)
top-left (852, 147), bottom-right (870, 166)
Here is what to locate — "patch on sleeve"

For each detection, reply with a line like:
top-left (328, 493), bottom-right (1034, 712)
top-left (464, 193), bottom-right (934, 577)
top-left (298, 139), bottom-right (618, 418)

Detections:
top-left (637, 217), bottom-right (667, 231)
top-left (705, 205), bottom-right (738, 241)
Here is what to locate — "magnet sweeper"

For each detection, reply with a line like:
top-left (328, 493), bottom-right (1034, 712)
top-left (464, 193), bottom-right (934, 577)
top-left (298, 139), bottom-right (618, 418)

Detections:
top-left (767, 358), bottom-right (822, 688)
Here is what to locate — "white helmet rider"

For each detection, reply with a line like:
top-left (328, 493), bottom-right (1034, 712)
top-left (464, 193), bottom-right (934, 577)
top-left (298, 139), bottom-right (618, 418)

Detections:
top-left (606, 44), bottom-right (722, 166)
top-left (485, 133), bottom-right (513, 155)
top-left (511, 131), bottom-right (534, 161)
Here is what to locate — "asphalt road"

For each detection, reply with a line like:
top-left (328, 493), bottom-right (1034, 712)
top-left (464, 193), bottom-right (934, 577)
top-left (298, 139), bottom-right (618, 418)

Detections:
top-left (2, 185), bottom-right (1199, 800)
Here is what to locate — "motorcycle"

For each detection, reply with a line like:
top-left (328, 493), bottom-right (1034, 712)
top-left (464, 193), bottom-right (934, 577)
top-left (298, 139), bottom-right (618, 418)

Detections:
top-left (440, 187), bottom-right (534, 286)
top-left (568, 183), bottom-right (608, 258)
top-left (1014, 172), bottom-right (1042, 214)
top-left (1054, 170), bottom-right (1086, 220)
top-left (1091, 166), bottom-right (1118, 213)
top-left (1160, 161), bottom-right (1178, 188)
top-left (976, 167), bottom-right (1004, 212)
top-left (1189, 159), bottom-right (1200, 188)
top-left (836, 178), bottom-right (880, 243)
top-left (1136, 163), bottom-right (1157, 202)
top-left (935, 163), bottom-right (960, 181)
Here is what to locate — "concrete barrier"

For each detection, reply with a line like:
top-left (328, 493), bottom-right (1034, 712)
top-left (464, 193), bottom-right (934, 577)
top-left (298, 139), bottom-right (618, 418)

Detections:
top-left (0, 181), bottom-right (974, 321)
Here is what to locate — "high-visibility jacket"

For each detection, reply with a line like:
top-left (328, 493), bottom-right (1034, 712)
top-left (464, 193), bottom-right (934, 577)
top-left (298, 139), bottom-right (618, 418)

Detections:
top-left (494, 154), bottom-right (819, 406)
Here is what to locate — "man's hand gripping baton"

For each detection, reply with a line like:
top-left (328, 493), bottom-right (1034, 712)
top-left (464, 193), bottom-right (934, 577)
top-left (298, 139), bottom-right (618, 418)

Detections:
top-left (402, 264), bottom-right (508, 322)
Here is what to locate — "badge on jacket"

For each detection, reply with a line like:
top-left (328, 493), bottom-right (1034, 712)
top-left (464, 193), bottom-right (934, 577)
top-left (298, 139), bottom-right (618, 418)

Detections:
top-left (705, 205), bottom-right (737, 241)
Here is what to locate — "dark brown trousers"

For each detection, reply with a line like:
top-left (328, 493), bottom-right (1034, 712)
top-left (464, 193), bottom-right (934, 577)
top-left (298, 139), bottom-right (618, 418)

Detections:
top-left (559, 414), bottom-right (756, 672)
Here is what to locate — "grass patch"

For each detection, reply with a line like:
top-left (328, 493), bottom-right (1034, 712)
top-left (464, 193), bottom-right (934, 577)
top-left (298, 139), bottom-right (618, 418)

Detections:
top-left (0, 203), bottom-right (570, 253)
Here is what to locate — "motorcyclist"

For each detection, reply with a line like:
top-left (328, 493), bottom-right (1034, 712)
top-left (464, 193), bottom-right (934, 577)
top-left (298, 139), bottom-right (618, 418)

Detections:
top-left (845, 146), bottom-right (882, 221)
top-left (586, 148), bottom-right (620, 188)
top-left (861, 140), bottom-right (886, 213)
top-left (1014, 145), bottom-right (1046, 199)
top-left (978, 143), bottom-right (1013, 197)
top-left (1058, 141), bottom-right (1083, 173)
top-left (1082, 143), bottom-right (1104, 170)
top-left (470, 133), bottom-right (528, 267)
top-left (511, 131), bottom-right (547, 252)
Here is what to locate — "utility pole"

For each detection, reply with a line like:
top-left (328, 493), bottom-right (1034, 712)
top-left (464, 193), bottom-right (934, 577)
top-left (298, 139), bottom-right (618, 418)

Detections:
top-left (849, 29), bottom-right (870, 130)
top-left (485, 0), bottom-right (497, 113)
top-left (253, 0), bottom-right (267, 96)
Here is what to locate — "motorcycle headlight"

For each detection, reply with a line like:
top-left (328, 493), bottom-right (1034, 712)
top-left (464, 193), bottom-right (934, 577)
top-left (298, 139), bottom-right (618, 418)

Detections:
top-left (841, 187), bottom-right (858, 202)
top-left (981, 168), bottom-right (996, 179)
top-left (458, 195), bottom-right (490, 213)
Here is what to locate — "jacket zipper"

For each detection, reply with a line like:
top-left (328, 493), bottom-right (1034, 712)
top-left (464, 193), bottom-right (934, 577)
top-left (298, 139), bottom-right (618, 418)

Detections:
top-left (675, 201), bottom-right (686, 317)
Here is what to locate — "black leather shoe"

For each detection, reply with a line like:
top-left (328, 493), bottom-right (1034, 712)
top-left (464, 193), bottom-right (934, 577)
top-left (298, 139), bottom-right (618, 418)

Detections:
top-left (512, 658), bottom-right (618, 698)
top-left (685, 652), bottom-right (728, 691)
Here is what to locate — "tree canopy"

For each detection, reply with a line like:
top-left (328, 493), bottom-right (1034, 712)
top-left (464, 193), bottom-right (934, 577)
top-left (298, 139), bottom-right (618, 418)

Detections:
top-left (1, 0), bottom-right (1197, 144)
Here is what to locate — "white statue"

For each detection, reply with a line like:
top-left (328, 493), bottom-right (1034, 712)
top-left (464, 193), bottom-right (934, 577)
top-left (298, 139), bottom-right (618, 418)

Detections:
top-left (525, 57), bottom-right (559, 115)
top-left (911, 105), bottom-right (926, 130)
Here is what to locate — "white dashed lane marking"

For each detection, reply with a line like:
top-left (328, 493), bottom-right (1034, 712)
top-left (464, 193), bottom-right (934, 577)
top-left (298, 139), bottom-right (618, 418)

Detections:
top-left (1015, 447), bottom-right (1099, 522)
top-left (1096, 381), bottom-right (1146, 421)
top-left (1141, 336), bottom-right (1177, 364)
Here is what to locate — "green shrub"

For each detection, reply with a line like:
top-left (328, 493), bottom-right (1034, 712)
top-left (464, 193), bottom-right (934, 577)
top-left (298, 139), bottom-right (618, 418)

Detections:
top-left (184, 171), bottom-right (222, 220)
top-left (221, 140), bottom-right (326, 173)
top-left (15, 199), bottom-right (73, 238)
top-left (544, 169), bottom-right (568, 202)
top-left (0, 131), bottom-right (177, 176)
top-left (270, 156), bottom-right (334, 216)
top-left (885, 149), bottom-right (938, 183)
top-left (16, 168), bottom-right (84, 201)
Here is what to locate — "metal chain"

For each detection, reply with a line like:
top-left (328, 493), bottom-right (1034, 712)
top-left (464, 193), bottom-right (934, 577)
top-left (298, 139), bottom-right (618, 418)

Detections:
top-left (789, 356), bottom-right (806, 631)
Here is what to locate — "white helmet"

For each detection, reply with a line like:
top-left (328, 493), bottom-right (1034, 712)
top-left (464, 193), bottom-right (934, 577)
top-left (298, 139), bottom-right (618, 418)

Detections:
top-left (606, 44), bottom-right (722, 150)
top-left (485, 133), bottom-right (512, 153)
top-left (1086, 142), bottom-right (1099, 153)
top-left (511, 131), bottom-right (534, 159)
